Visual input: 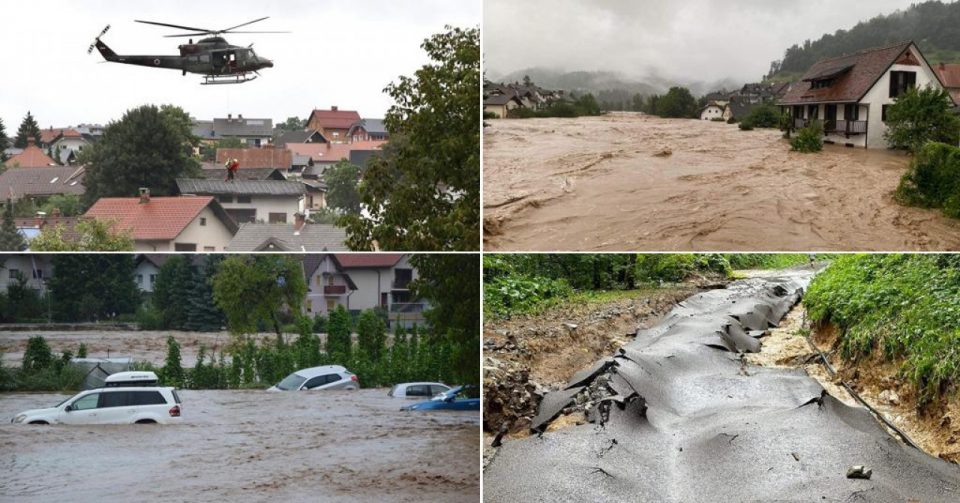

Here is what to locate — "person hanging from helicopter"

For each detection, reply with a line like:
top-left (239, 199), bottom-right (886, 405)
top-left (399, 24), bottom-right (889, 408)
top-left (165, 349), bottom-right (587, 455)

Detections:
top-left (224, 157), bottom-right (240, 182)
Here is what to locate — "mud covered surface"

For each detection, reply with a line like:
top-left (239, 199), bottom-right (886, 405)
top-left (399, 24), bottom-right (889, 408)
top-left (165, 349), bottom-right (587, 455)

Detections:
top-left (483, 113), bottom-right (960, 251)
top-left (483, 272), bottom-right (960, 502)
top-left (0, 390), bottom-right (479, 502)
top-left (483, 285), bottom-right (701, 437)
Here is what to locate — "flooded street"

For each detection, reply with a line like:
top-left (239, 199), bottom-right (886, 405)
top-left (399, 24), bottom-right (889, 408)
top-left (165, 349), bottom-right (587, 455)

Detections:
top-left (0, 389), bottom-right (480, 502)
top-left (483, 113), bottom-right (960, 251)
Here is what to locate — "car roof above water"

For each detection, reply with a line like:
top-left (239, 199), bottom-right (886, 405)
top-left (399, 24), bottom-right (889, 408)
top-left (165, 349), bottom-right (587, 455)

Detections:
top-left (104, 371), bottom-right (159, 385)
top-left (294, 365), bottom-right (348, 379)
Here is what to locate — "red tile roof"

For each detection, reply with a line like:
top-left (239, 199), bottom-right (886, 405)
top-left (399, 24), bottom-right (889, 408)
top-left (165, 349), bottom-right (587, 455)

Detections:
top-left (5, 144), bottom-right (56, 168)
top-left (333, 254), bottom-right (404, 268)
top-left (286, 141), bottom-right (385, 163)
top-left (216, 147), bottom-right (292, 169)
top-left (935, 63), bottom-right (960, 105)
top-left (307, 108), bottom-right (362, 130)
top-left (779, 41), bottom-right (916, 105)
top-left (85, 196), bottom-right (233, 241)
top-left (40, 128), bottom-right (83, 144)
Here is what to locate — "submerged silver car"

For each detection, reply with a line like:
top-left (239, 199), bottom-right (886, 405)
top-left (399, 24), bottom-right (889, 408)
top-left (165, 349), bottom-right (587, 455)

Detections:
top-left (267, 365), bottom-right (359, 391)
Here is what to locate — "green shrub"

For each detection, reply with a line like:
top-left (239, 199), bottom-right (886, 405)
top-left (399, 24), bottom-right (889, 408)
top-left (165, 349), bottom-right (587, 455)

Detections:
top-left (16, 365), bottom-right (85, 392)
top-left (725, 254), bottom-right (813, 270)
top-left (23, 336), bottom-right (53, 372)
top-left (790, 120), bottom-right (823, 152)
top-left (635, 254), bottom-right (730, 282)
top-left (895, 142), bottom-right (960, 218)
top-left (884, 86), bottom-right (960, 153)
top-left (726, 117), bottom-right (738, 124)
top-left (743, 103), bottom-right (782, 128)
top-left (738, 119), bottom-right (755, 131)
top-left (312, 314), bottom-right (328, 333)
top-left (710, 117), bottom-right (726, 122)
top-left (484, 275), bottom-right (573, 318)
top-left (136, 303), bottom-right (164, 330)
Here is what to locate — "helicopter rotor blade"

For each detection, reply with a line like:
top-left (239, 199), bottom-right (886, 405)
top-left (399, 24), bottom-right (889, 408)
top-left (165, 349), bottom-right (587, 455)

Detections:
top-left (219, 31), bottom-right (291, 34)
top-left (220, 16), bottom-right (270, 33)
top-left (164, 33), bottom-right (218, 38)
top-left (135, 19), bottom-right (215, 32)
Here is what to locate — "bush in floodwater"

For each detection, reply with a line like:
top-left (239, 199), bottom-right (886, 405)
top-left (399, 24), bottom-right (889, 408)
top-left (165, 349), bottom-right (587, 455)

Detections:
top-left (790, 120), bottom-right (823, 152)
top-left (895, 142), bottom-right (960, 218)
top-left (738, 119), bottom-right (755, 131)
top-left (727, 117), bottom-right (738, 124)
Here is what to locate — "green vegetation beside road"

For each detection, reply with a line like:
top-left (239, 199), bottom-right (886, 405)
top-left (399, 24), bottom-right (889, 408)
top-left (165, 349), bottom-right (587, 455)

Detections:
top-left (804, 254), bottom-right (960, 408)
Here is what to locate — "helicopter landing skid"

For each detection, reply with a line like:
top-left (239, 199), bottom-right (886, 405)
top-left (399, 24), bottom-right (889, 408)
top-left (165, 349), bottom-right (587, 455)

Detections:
top-left (201, 73), bottom-right (257, 85)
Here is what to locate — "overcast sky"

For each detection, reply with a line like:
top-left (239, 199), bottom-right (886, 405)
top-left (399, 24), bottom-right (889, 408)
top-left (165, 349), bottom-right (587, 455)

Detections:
top-left (484, 0), bottom-right (944, 83)
top-left (0, 0), bottom-right (479, 131)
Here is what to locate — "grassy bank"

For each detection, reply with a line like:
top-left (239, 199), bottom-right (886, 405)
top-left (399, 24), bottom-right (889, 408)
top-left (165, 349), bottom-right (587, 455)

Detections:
top-left (804, 254), bottom-right (960, 407)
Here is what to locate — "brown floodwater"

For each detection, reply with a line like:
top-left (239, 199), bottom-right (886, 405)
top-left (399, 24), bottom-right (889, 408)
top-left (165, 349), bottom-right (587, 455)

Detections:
top-left (0, 389), bottom-right (479, 502)
top-left (483, 112), bottom-right (960, 251)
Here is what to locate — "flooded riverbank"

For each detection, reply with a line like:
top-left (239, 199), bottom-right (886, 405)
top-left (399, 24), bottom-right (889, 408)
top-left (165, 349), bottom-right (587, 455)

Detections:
top-left (483, 113), bottom-right (960, 251)
top-left (0, 389), bottom-right (480, 502)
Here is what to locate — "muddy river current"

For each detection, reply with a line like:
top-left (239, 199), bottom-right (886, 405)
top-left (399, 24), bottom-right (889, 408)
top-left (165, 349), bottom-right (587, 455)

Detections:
top-left (483, 113), bottom-right (960, 251)
top-left (0, 390), bottom-right (479, 502)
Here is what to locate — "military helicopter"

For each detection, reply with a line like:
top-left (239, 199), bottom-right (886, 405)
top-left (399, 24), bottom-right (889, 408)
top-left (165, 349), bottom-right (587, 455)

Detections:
top-left (88, 17), bottom-right (287, 85)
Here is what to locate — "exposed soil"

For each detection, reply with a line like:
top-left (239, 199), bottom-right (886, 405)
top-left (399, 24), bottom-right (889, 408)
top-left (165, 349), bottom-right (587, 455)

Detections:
top-left (482, 283), bottom-right (705, 439)
top-left (483, 113), bottom-right (960, 251)
top-left (748, 306), bottom-right (960, 463)
top-left (0, 389), bottom-right (479, 502)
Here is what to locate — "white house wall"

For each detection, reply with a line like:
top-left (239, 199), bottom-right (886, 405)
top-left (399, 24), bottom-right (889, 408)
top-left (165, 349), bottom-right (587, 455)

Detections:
top-left (860, 49), bottom-right (942, 149)
top-left (0, 255), bottom-right (52, 292)
top-left (134, 262), bottom-right (161, 292)
top-left (133, 207), bottom-right (234, 252)
top-left (218, 195), bottom-right (303, 223)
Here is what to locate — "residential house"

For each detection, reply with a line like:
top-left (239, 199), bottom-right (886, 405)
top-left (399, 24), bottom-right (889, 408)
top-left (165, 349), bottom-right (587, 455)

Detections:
top-left (275, 129), bottom-right (327, 148)
top-left (216, 146), bottom-right (292, 171)
top-left (778, 41), bottom-right (949, 149)
top-left (0, 254), bottom-right (53, 292)
top-left (227, 213), bottom-right (347, 251)
top-left (85, 190), bottom-right (238, 251)
top-left (306, 107), bottom-right (362, 144)
top-left (699, 101), bottom-right (727, 120)
top-left (483, 94), bottom-right (523, 118)
top-left (199, 164), bottom-right (287, 181)
top-left (288, 141), bottom-right (385, 179)
top-left (933, 62), bottom-right (960, 105)
top-left (0, 166), bottom-right (84, 204)
top-left (348, 119), bottom-right (389, 142)
top-left (302, 179), bottom-right (327, 211)
top-left (176, 178), bottom-right (305, 224)
top-left (4, 139), bottom-right (56, 168)
top-left (133, 254), bottom-right (205, 293)
top-left (302, 254), bottom-right (425, 327)
top-left (14, 211), bottom-right (81, 247)
top-left (193, 114), bottom-right (274, 147)
top-left (722, 99), bottom-right (760, 122)
top-left (39, 128), bottom-right (89, 160)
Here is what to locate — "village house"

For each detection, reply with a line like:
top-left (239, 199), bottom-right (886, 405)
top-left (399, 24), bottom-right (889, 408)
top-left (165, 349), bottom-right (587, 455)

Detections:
top-left (302, 254), bottom-right (425, 327)
top-left (288, 141), bottom-right (385, 179)
top-left (132, 254), bottom-right (205, 294)
top-left (933, 62), bottom-right (960, 106)
top-left (274, 129), bottom-right (327, 148)
top-left (0, 166), bottom-right (84, 206)
top-left (84, 190), bottom-right (238, 251)
top-left (0, 254), bottom-right (53, 292)
top-left (13, 211), bottom-right (81, 248)
top-left (4, 139), bottom-right (56, 168)
top-left (39, 127), bottom-right (89, 158)
top-left (699, 101), bottom-right (727, 120)
top-left (306, 107), bottom-right (362, 144)
top-left (216, 146), bottom-right (292, 171)
top-left (483, 94), bottom-right (523, 118)
top-left (193, 114), bottom-right (274, 147)
top-left (176, 178), bottom-right (306, 224)
top-left (778, 41), bottom-right (949, 149)
top-left (227, 213), bottom-right (347, 252)
top-left (347, 119), bottom-right (389, 142)
top-left (722, 99), bottom-right (761, 122)
top-left (302, 179), bottom-right (327, 211)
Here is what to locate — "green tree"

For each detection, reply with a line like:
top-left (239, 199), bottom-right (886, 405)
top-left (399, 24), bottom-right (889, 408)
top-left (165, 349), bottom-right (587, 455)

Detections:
top-left (356, 309), bottom-right (387, 361)
top-left (342, 26), bottom-right (480, 251)
top-left (884, 86), bottom-right (960, 153)
top-left (48, 255), bottom-right (139, 322)
top-left (655, 87), bottom-right (698, 118)
top-left (77, 343), bottom-right (88, 358)
top-left (278, 117), bottom-right (307, 132)
top-left (410, 254), bottom-right (480, 385)
top-left (0, 200), bottom-right (27, 251)
top-left (183, 255), bottom-right (225, 331)
top-left (201, 137), bottom-right (245, 162)
top-left (152, 255), bottom-right (194, 329)
top-left (14, 111), bottom-right (42, 148)
top-left (325, 160), bottom-right (362, 214)
top-left (22, 336), bottom-right (53, 373)
top-left (0, 117), bottom-right (9, 161)
top-left (212, 255), bottom-right (307, 341)
top-left (326, 305), bottom-right (353, 360)
top-left (81, 104), bottom-right (201, 207)
top-left (39, 194), bottom-right (84, 217)
top-left (29, 219), bottom-right (134, 251)
top-left (161, 336), bottom-right (185, 387)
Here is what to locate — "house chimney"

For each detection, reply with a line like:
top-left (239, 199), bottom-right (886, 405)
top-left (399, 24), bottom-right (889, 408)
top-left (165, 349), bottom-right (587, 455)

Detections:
top-left (139, 187), bottom-right (150, 204)
top-left (238, 114), bottom-right (243, 120)
top-left (35, 211), bottom-right (47, 228)
top-left (331, 106), bottom-right (338, 112)
top-left (294, 212), bottom-right (306, 231)
top-left (228, 113), bottom-right (232, 120)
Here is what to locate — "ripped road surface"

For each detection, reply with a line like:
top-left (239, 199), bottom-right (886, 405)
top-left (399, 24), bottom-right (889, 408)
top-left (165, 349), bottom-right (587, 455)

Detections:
top-left (483, 272), bottom-right (960, 501)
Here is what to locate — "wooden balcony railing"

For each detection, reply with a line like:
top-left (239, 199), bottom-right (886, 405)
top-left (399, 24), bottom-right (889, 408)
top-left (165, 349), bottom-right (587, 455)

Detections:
top-left (324, 285), bottom-right (347, 295)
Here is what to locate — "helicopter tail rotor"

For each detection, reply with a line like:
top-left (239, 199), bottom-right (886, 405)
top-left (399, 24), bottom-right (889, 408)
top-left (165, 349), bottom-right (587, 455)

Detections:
top-left (87, 25), bottom-right (111, 54)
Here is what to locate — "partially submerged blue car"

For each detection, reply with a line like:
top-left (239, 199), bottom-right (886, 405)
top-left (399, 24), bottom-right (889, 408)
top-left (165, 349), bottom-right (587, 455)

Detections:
top-left (402, 385), bottom-right (480, 411)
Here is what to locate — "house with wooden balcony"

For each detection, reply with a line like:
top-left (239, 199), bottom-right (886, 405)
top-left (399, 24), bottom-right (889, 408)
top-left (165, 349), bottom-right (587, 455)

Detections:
top-left (302, 254), bottom-right (425, 328)
top-left (778, 41), bottom-right (949, 149)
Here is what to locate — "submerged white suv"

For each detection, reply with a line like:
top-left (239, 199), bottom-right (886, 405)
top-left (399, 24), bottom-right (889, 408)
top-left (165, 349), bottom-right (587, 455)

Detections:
top-left (11, 371), bottom-right (183, 425)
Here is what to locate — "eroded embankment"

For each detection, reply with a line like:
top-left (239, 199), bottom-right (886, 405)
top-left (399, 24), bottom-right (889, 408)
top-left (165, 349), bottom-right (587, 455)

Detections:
top-left (483, 113), bottom-right (960, 251)
top-left (483, 273), bottom-right (960, 502)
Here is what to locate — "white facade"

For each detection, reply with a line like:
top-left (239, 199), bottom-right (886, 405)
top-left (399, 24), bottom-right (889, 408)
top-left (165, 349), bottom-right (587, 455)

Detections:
top-left (134, 260), bottom-right (161, 293)
top-left (215, 194), bottom-right (305, 224)
top-left (700, 105), bottom-right (724, 120)
top-left (0, 255), bottom-right (52, 292)
top-left (860, 53), bottom-right (942, 148)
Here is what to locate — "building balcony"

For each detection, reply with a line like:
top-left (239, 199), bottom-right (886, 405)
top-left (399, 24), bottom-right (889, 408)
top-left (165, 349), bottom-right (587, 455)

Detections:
top-left (825, 120), bottom-right (867, 135)
top-left (392, 279), bottom-right (411, 290)
top-left (324, 285), bottom-right (347, 295)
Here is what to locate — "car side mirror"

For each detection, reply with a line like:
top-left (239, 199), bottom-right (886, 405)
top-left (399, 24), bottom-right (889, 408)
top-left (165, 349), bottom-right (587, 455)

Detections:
top-left (64, 405), bottom-right (73, 412)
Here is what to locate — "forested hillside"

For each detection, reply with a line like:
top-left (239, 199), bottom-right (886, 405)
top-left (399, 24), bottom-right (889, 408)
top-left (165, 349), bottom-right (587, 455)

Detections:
top-left (766, 0), bottom-right (960, 81)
